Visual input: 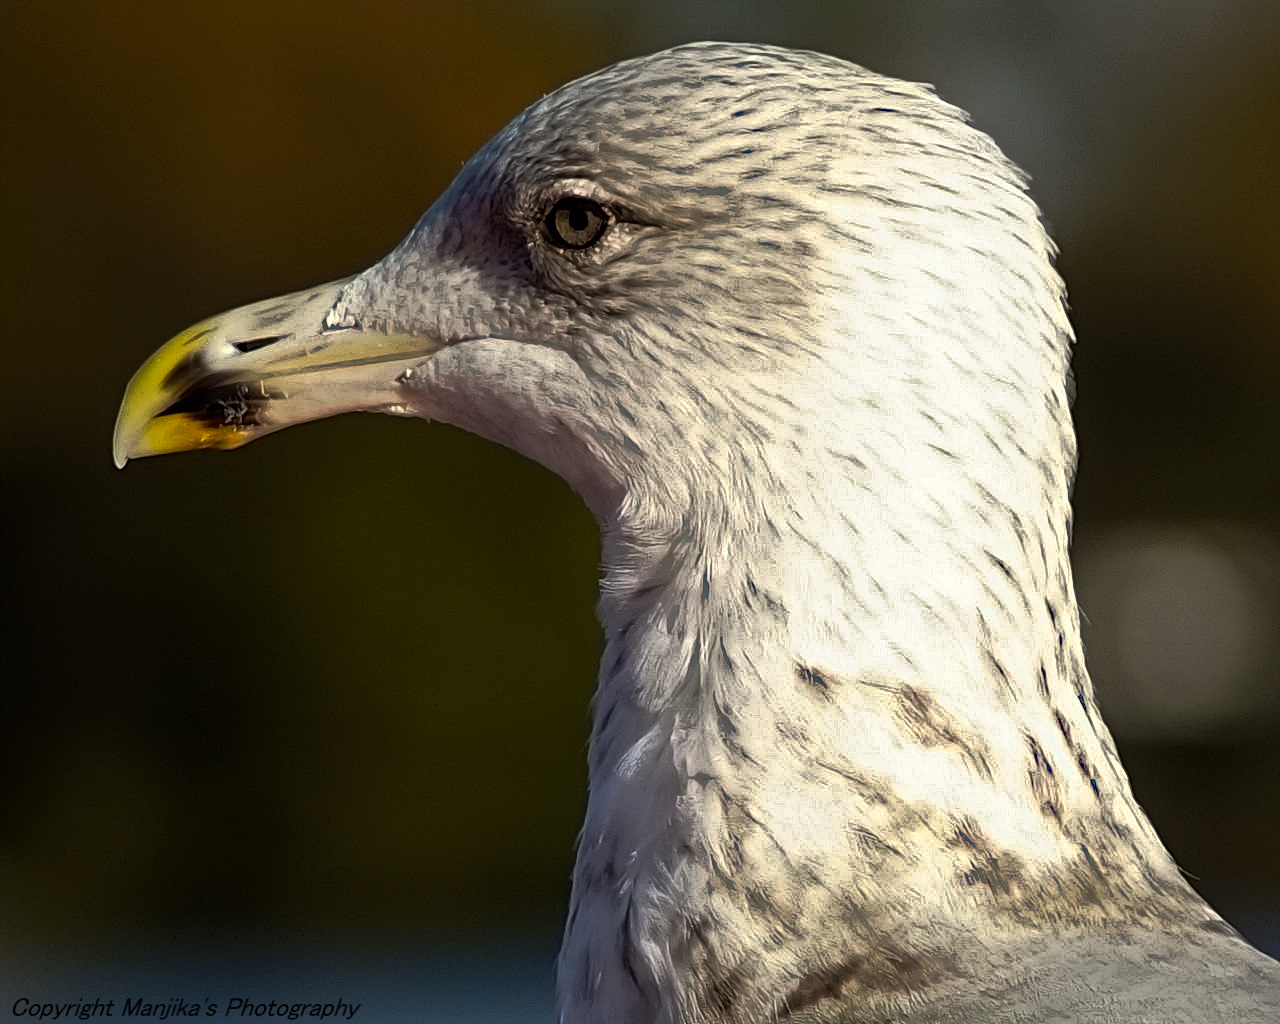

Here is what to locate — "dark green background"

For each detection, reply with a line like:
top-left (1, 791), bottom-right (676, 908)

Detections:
top-left (2, 0), bottom-right (1278, 958)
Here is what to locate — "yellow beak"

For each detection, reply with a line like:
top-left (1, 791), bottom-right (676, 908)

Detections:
top-left (113, 277), bottom-right (441, 468)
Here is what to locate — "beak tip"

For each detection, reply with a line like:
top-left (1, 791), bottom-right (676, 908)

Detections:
top-left (112, 402), bottom-right (135, 469)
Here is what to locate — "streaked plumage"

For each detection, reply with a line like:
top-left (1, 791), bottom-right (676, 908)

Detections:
top-left (114, 43), bottom-right (1280, 1023)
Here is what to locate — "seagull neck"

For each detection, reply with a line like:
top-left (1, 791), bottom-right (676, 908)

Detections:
top-left (559, 446), bottom-right (1195, 1024)
top-left (590, 446), bottom-right (1138, 838)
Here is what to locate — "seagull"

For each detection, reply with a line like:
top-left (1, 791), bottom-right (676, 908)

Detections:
top-left (114, 42), bottom-right (1278, 1024)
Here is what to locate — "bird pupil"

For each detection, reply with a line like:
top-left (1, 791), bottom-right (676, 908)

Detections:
top-left (547, 196), bottom-right (606, 249)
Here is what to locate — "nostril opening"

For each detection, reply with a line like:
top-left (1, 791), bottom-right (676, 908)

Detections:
top-left (231, 334), bottom-right (288, 354)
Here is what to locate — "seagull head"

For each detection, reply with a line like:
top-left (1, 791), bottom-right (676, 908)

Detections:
top-left (114, 43), bottom-right (1072, 536)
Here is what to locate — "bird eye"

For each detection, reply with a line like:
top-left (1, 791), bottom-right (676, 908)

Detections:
top-left (545, 196), bottom-right (608, 250)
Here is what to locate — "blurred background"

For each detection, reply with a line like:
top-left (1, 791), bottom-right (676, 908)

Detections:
top-left (2, 0), bottom-right (1278, 1017)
